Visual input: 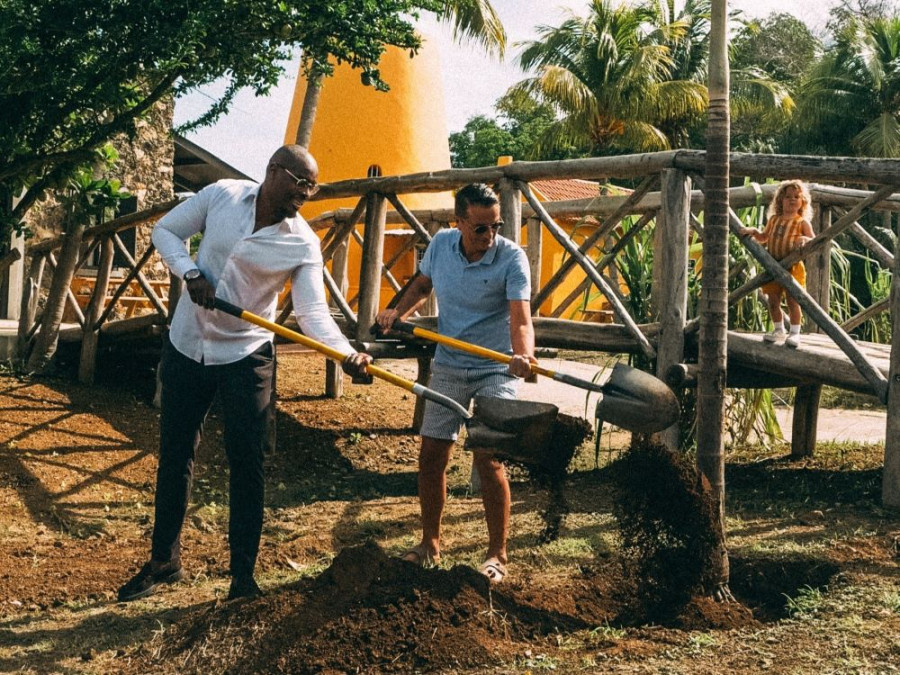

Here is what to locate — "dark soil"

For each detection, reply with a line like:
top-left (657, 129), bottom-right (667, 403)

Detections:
top-left (143, 539), bottom-right (771, 675)
top-left (0, 349), bottom-right (896, 674)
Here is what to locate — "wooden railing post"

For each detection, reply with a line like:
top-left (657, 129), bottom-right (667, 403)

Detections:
top-left (78, 236), bottom-right (115, 384)
top-left (326, 237), bottom-right (351, 398)
top-left (883, 216), bottom-right (900, 508)
top-left (653, 169), bottom-right (691, 450)
top-left (792, 206), bottom-right (833, 457)
top-left (499, 178), bottom-right (522, 245)
top-left (356, 192), bottom-right (387, 343)
top-left (412, 220), bottom-right (443, 429)
top-left (526, 216), bottom-right (543, 305)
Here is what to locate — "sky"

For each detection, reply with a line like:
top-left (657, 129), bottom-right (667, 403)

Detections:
top-left (175, 0), bottom-right (837, 181)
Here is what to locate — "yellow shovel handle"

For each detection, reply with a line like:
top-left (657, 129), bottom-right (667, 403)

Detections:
top-left (214, 299), bottom-right (472, 418)
top-left (393, 321), bottom-right (605, 394)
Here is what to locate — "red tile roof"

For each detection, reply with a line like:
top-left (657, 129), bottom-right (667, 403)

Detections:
top-left (530, 178), bottom-right (601, 202)
top-left (529, 179), bottom-right (633, 202)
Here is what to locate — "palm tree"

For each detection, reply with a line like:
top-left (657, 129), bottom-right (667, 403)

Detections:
top-left (295, 0), bottom-right (506, 148)
top-left (698, 0), bottom-right (731, 601)
top-left (793, 15), bottom-right (900, 157)
top-left (507, 0), bottom-right (792, 156)
top-left (510, 0), bottom-right (708, 156)
top-left (650, 0), bottom-right (794, 149)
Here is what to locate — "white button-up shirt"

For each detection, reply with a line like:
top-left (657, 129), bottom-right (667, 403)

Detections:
top-left (152, 179), bottom-right (355, 365)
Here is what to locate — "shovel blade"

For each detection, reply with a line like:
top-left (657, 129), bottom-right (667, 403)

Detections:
top-left (596, 362), bottom-right (680, 433)
top-left (465, 396), bottom-right (559, 464)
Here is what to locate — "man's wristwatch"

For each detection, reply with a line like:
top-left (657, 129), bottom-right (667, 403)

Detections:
top-left (184, 269), bottom-right (202, 283)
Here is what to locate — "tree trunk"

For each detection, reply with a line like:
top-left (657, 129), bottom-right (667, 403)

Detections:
top-left (295, 69), bottom-right (324, 149)
top-left (697, 0), bottom-right (731, 599)
top-left (26, 221), bottom-right (86, 373)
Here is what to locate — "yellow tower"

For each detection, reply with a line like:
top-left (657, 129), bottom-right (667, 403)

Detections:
top-left (285, 33), bottom-right (453, 218)
top-left (285, 34), bottom-right (453, 308)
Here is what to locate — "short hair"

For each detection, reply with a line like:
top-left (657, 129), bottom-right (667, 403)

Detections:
top-left (769, 179), bottom-right (813, 221)
top-left (455, 183), bottom-right (499, 219)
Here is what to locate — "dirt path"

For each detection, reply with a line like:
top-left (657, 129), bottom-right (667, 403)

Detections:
top-left (776, 407), bottom-right (887, 444)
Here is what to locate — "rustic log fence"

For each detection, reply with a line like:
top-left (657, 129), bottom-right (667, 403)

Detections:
top-left (15, 151), bottom-right (900, 507)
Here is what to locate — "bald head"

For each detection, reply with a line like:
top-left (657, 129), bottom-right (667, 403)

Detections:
top-left (259, 145), bottom-right (320, 224)
top-left (269, 145), bottom-right (318, 176)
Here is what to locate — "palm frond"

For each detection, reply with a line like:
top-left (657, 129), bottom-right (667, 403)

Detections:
top-left (437, 0), bottom-right (506, 58)
top-left (852, 111), bottom-right (900, 157)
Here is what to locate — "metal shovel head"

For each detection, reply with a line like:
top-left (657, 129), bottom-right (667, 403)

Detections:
top-left (595, 362), bottom-right (680, 433)
top-left (464, 396), bottom-right (559, 464)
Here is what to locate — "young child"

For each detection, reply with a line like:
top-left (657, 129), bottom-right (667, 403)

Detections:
top-left (738, 180), bottom-right (815, 348)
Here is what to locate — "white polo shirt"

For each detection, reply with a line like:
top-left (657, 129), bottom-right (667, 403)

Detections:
top-left (152, 180), bottom-right (354, 365)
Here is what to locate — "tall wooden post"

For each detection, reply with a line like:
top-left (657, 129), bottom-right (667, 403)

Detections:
top-left (526, 216), bottom-right (543, 305)
top-left (356, 192), bottom-right (387, 343)
top-left (78, 236), bottom-right (115, 384)
top-left (4, 232), bottom-right (24, 321)
top-left (499, 178), bottom-right (522, 245)
top-left (420, 221), bottom-right (442, 316)
top-left (653, 169), bottom-right (691, 450)
top-left (792, 207), bottom-right (832, 457)
top-left (883, 214), bottom-right (900, 508)
top-left (326, 237), bottom-right (351, 398)
top-left (411, 220), bottom-right (442, 429)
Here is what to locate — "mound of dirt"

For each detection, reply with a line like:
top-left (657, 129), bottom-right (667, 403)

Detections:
top-left (141, 536), bottom-right (761, 674)
top-left (152, 541), bottom-right (592, 674)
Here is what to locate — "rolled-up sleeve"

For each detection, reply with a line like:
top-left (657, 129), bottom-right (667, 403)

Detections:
top-left (290, 260), bottom-right (355, 354)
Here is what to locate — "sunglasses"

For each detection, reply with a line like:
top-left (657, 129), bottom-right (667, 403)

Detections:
top-left (276, 164), bottom-right (320, 194)
top-left (469, 221), bottom-right (503, 235)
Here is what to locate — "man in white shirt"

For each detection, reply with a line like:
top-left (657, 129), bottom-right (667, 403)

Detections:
top-left (118, 145), bottom-right (371, 602)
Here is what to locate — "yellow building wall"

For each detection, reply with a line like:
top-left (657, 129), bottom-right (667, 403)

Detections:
top-left (285, 35), bottom-right (454, 312)
top-left (528, 221), bottom-right (616, 322)
top-left (286, 35), bottom-right (454, 221)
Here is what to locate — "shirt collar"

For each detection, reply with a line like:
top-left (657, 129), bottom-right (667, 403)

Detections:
top-left (245, 184), bottom-right (306, 234)
top-left (242, 183), bottom-right (259, 203)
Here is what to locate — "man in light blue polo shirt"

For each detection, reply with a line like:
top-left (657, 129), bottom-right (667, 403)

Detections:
top-left (376, 183), bottom-right (536, 584)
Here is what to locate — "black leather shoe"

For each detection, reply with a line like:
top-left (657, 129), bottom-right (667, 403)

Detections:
top-left (117, 561), bottom-right (185, 602)
top-left (227, 576), bottom-right (263, 601)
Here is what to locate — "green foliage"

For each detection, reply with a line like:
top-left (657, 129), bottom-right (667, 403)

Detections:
top-left (732, 13), bottom-right (821, 84)
top-left (449, 92), bottom-right (581, 166)
top-left (785, 584), bottom-right (826, 619)
top-left (790, 13), bottom-right (900, 157)
top-left (509, 0), bottom-right (709, 156)
top-left (0, 0), bottom-right (445, 237)
top-left (449, 116), bottom-right (517, 168)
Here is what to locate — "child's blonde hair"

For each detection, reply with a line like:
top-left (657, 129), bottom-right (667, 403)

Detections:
top-left (768, 180), bottom-right (813, 221)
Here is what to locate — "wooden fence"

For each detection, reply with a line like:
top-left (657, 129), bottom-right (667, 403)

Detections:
top-left (16, 151), bottom-right (900, 507)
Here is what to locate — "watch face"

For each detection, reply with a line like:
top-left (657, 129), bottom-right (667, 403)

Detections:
top-left (185, 270), bottom-right (201, 281)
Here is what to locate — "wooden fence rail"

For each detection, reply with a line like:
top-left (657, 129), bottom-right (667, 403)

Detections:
top-left (16, 151), bottom-right (900, 507)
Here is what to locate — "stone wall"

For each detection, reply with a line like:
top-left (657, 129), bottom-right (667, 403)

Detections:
top-left (22, 98), bottom-right (176, 321)
top-left (25, 97), bottom-right (174, 242)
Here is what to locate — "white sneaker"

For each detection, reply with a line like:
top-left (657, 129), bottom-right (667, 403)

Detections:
top-left (763, 329), bottom-right (786, 343)
top-left (785, 334), bottom-right (800, 349)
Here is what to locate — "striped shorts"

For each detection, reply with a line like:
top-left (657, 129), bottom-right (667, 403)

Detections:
top-left (419, 364), bottom-right (520, 441)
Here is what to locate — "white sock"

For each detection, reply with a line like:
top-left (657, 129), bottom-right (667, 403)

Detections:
top-left (789, 324), bottom-right (800, 336)
top-left (771, 320), bottom-right (785, 333)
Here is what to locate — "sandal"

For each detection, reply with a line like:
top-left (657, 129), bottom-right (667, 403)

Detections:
top-left (399, 545), bottom-right (440, 567)
top-left (479, 557), bottom-right (507, 584)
